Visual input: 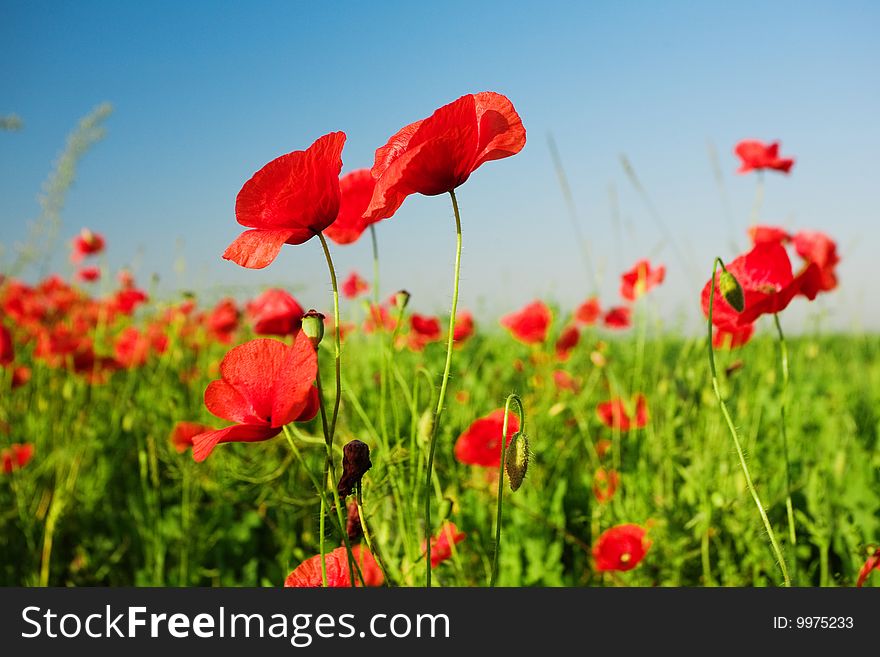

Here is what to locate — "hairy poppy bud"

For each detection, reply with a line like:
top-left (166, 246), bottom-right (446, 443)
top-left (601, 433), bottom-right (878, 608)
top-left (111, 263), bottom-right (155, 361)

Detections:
top-left (394, 289), bottom-right (411, 310)
top-left (718, 271), bottom-right (744, 312)
top-left (337, 439), bottom-right (372, 498)
top-left (301, 309), bottom-right (325, 347)
top-left (505, 432), bottom-right (530, 492)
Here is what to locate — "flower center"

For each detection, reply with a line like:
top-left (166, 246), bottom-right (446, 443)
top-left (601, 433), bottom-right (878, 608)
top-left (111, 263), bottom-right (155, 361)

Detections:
top-left (620, 552), bottom-right (631, 563)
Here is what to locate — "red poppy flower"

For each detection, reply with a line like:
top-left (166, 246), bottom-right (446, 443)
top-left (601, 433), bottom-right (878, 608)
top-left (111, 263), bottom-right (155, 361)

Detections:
top-left (748, 225), bottom-right (790, 245)
top-left (713, 323), bottom-right (755, 349)
top-left (408, 313), bottom-right (442, 351)
top-left (169, 421), bottom-right (213, 454)
top-left (114, 326), bottom-right (168, 368)
top-left (734, 140), bottom-right (795, 174)
top-left (423, 521), bottom-right (466, 568)
top-left (107, 288), bottom-right (148, 316)
top-left (2, 443), bottom-right (34, 474)
top-left (205, 298), bottom-right (240, 343)
top-left (593, 524), bottom-right (651, 572)
top-left (620, 260), bottom-right (665, 301)
top-left (592, 468), bottom-right (620, 504)
top-left (454, 409), bottom-right (520, 468)
top-left (595, 438), bottom-right (613, 460)
top-left (452, 310), bottom-right (475, 344)
top-left (341, 271), bottom-right (370, 300)
top-left (224, 132), bottom-right (346, 269)
top-left (284, 545), bottom-right (383, 587)
top-left (246, 288), bottom-right (304, 336)
top-left (575, 297), bottom-right (601, 326)
top-left (792, 230), bottom-right (839, 292)
top-left (76, 266), bottom-right (101, 283)
top-left (555, 325), bottom-right (580, 361)
top-left (70, 228), bottom-right (105, 263)
top-left (553, 369), bottom-right (579, 393)
top-left (11, 366), bottom-right (31, 389)
top-left (856, 547), bottom-right (880, 588)
top-left (501, 300), bottom-right (551, 344)
top-left (363, 304), bottom-right (396, 334)
top-left (597, 394), bottom-right (648, 431)
top-left (323, 169), bottom-right (380, 245)
top-left (0, 324), bottom-right (13, 366)
top-left (365, 92), bottom-right (526, 221)
top-left (603, 306), bottom-right (631, 330)
top-left (192, 334), bottom-right (320, 462)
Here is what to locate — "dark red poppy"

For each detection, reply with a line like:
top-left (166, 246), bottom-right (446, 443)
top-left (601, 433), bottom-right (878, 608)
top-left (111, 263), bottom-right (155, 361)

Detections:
top-left (454, 409), bottom-right (520, 467)
top-left (856, 547), bottom-right (880, 588)
top-left (341, 271), bottom-right (370, 300)
top-left (409, 313), bottom-right (442, 351)
top-left (169, 421), bottom-right (213, 454)
top-left (575, 297), bottom-right (601, 326)
top-left (324, 169), bottom-right (380, 245)
top-left (452, 311), bottom-right (475, 344)
top-left (70, 228), bottom-right (105, 263)
top-left (191, 334), bottom-right (320, 462)
top-left (423, 521), bottom-right (466, 568)
top-left (11, 366), bottom-right (31, 389)
top-left (748, 225), bottom-right (791, 245)
top-left (2, 443), bottom-right (34, 474)
top-left (365, 92), bottom-right (526, 221)
top-left (593, 468), bottom-right (620, 504)
top-left (713, 323), bottom-right (755, 349)
top-left (792, 230), bottom-right (839, 292)
top-left (734, 140), bottom-right (795, 174)
top-left (246, 288), bottom-right (304, 336)
top-left (501, 300), bottom-right (551, 344)
top-left (603, 306), bottom-right (631, 330)
top-left (593, 524), bottom-right (651, 572)
top-left (284, 545), bottom-right (383, 587)
top-left (597, 394), bottom-right (648, 431)
top-left (0, 324), bottom-right (13, 366)
top-left (555, 324), bottom-right (580, 361)
top-left (224, 132), bottom-right (346, 269)
top-left (620, 260), bottom-right (665, 301)
top-left (76, 266), bottom-right (101, 283)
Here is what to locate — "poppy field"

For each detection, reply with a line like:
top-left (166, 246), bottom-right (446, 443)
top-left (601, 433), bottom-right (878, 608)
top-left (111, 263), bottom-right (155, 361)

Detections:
top-left (1, 92), bottom-right (878, 589)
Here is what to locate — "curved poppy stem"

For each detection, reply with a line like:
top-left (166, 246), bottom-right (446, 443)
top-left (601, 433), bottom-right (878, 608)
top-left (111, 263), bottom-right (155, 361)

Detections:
top-left (708, 257), bottom-right (790, 586)
top-left (490, 393), bottom-right (524, 587)
top-left (773, 314), bottom-right (798, 563)
top-left (317, 232), bottom-right (342, 443)
top-left (424, 188), bottom-right (463, 587)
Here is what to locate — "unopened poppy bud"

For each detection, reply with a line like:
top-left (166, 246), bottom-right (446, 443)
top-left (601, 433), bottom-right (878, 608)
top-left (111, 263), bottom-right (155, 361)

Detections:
top-left (718, 271), bottom-right (744, 312)
top-left (337, 439), bottom-right (372, 498)
top-left (394, 289), bottom-right (411, 310)
top-left (301, 309), bottom-right (325, 347)
top-left (505, 432), bottom-right (530, 492)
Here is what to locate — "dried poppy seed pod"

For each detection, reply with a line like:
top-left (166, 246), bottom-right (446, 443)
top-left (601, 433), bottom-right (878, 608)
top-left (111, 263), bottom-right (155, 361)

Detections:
top-left (718, 271), bottom-right (744, 312)
top-left (505, 432), bottom-right (530, 492)
top-left (301, 309), bottom-right (325, 347)
top-left (337, 439), bottom-right (372, 498)
top-left (394, 289), bottom-right (411, 310)
top-left (346, 499), bottom-right (363, 541)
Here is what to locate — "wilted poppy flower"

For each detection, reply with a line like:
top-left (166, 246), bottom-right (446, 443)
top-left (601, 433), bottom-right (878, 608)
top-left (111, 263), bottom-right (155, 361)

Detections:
top-left (856, 547), bottom-right (880, 588)
top-left (597, 394), bottom-right (648, 431)
top-left (575, 297), bottom-right (601, 325)
top-left (620, 260), bottom-right (665, 301)
top-left (246, 288), bottom-right (304, 336)
top-left (0, 324), bottom-right (13, 366)
top-left (70, 228), bottom-right (105, 263)
top-left (555, 325), bottom-right (580, 361)
top-left (593, 468), bottom-right (620, 504)
top-left (734, 140), bottom-right (795, 174)
top-left (76, 266), bottom-right (101, 283)
top-left (224, 132), bottom-right (346, 269)
top-left (713, 323), bottom-right (755, 349)
top-left (191, 334), bottom-right (320, 462)
top-left (423, 521), bottom-right (466, 568)
top-left (593, 524), bottom-right (651, 572)
top-left (284, 545), bottom-right (384, 588)
top-left (603, 306), bottom-right (631, 330)
top-left (748, 225), bottom-right (790, 245)
top-left (324, 169), bottom-right (380, 245)
top-left (409, 313), bottom-right (442, 351)
top-left (792, 230), bottom-right (839, 292)
top-left (341, 271), bottom-right (370, 300)
top-left (365, 92), bottom-right (526, 221)
top-left (454, 409), bottom-right (519, 467)
top-left (452, 310), bottom-right (475, 344)
top-left (501, 300), bottom-right (551, 344)
top-left (169, 421), bottom-right (213, 454)
top-left (2, 443), bottom-right (34, 474)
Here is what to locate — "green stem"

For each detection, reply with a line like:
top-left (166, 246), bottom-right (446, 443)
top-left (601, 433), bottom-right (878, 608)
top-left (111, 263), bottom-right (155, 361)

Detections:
top-left (424, 188), bottom-right (463, 587)
top-left (708, 257), bottom-right (790, 587)
top-left (317, 232), bottom-right (342, 442)
top-left (490, 394), bottom-right (524, 587)
top-left (773, 314), bottom-right (798, 559)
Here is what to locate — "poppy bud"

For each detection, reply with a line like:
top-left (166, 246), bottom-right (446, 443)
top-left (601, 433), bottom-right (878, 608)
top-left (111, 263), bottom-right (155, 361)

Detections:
top-left (394, 289), bottom-right (411, 310)
top-left (301, 309), bottom-right (325, 347)
top-left (504, 432), bottom-right (530, 492)
top-left (718, 271), bottom-right (744, 312)
top-left (337, 439), bottom-right (372, 498)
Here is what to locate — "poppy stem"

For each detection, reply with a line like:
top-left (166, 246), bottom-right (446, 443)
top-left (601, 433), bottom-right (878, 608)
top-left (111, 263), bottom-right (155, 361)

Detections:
top-left (490, 394), bottom-right (524, 587)
top-left (424, 188), bottom-right (463, 587)
top-left (708, 257), bottom-right (791, 587)
top-left (317, 232), bottom-right (342, 443)
top-left (773, 313), bottom-right (798, 566)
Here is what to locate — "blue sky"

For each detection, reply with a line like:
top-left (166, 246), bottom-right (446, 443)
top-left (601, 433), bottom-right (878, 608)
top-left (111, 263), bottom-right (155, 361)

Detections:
top-left (2, 0), bottom-right (877, 331)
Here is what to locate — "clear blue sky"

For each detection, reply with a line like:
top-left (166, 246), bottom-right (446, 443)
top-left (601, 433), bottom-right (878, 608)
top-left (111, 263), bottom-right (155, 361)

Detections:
top-left (2, 0), bottom-right (877, 332)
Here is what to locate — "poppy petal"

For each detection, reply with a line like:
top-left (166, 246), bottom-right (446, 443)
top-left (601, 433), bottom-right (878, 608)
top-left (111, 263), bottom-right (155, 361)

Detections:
top-left (223, 229), bottom-right (300, 269)
top-left (192, 424), bottom-right (282, 463)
